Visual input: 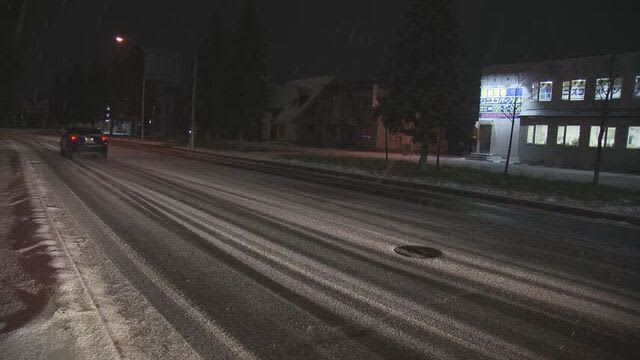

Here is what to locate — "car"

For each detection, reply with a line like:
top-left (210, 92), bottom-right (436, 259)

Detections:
top-left (59, 127), bottom-right (108, 159)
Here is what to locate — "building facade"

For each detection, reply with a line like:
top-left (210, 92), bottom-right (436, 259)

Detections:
top-left (478, 52), bottom-right (640, 172)
top-left (142, 49), bottom-right (189, 139)
top-left (263, 77), bottom-right (449, 154)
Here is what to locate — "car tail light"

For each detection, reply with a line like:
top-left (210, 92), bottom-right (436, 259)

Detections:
top-left (69, 134), bottom-right (77, 142)
top-left (100, 135), bottom-right (108, 143)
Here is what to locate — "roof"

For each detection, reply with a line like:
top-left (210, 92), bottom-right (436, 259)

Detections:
top-left (520, 108), bottom-right (640, 118)
top-left (482, 51), bottom-right (640, 74)
top-left (268, 75), bottom-right (334, 124)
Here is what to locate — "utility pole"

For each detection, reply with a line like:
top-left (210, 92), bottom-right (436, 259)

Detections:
top-left (141, 75), bottom-right (146, 141)
top-left (189, 51), bottom-right (198, 151)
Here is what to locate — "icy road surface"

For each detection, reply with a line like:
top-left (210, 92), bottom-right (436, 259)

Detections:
top-left (2, 132), bottom-right (640, 359)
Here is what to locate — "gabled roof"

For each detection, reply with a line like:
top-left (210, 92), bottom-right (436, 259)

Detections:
top-left (268, 75), bottom-right (334, 124)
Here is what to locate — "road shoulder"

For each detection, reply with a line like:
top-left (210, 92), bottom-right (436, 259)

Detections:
top-left (1, 141), bottom-right (199, 359)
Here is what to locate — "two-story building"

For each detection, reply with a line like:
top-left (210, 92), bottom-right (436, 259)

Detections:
top-left (263, 77), bottom-right (446, 153)
top-left (478, 52), bottom-right (640, 172)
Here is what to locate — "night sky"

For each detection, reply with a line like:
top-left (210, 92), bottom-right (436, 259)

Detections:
top-left (22, 0), bottom-right (640, 85)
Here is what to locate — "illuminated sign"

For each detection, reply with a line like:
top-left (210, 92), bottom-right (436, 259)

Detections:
top-left (479, 86), bottom-right (522, 119)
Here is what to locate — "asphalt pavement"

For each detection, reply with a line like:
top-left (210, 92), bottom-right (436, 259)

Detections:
top-left (4, 133), bottom-right (640, 359)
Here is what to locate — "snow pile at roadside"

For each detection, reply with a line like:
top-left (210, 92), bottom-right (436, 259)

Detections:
top-left (15, 154), bottom-right (199, 359)
top-left (1, 159), bottom-right (119, 360)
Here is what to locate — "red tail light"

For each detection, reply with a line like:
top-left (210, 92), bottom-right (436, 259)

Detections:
top-left (100, 135), bottom-right (108, 143)
top-left (69, 134), bottom-right (77, 142)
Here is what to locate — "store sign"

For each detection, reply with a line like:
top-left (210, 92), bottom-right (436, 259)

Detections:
top-left (479, 86), bottom-right (522, 119)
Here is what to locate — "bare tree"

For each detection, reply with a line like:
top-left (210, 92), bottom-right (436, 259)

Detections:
top-left (593, 55), bottom-right (617, 185)
top-left (501, 74), bottom-right (525, 176)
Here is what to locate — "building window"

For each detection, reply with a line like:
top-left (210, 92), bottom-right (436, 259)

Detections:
top-left (589, 126), bottom-right (616, 147)
top-left (530, 83), bottom-right (539, 102)
top-left (527, 125), bottom-right (548, 145)
top-left (556, 126), bottom-right (565, 145)
top-left (565, 126), bottom-right (581, 147)
top-left (595, 78), bottom-right (622, 100)
top-left (570, 79), bottom-right (586, 101)
top-left (557, 125), bottom-right (580, 146)
top-left (562, 81), bottom-right (571, 100)
top-left (534, 125), bottom-right (548, 145)
top-left (526, 125), bottom-right (535, 144)
top-left (634, 76), bottom-right (640, 97)
top-left (627, 126), bottom-right (640, 149)
top-left (538, 81), bottom-right (553, 101)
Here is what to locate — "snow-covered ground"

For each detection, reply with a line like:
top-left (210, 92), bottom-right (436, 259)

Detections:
top-left (277, 159), bottom-right (640, 218)
top-left (0, 140), bottom-right (198, 359)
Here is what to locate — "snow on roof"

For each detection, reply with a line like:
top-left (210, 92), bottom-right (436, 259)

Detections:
top-left (268, 75), bottom-right (335, 124)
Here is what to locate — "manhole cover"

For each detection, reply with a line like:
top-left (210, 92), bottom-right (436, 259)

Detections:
top-left (394, 245), bottom-right (442, 259)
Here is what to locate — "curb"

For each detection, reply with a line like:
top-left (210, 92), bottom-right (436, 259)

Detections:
top-left (110, 139), bottom-right (640, 226)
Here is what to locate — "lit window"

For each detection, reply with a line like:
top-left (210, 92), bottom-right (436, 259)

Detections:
top-left (595, 78), bottom-right (622, 100)
top-left (530, 83), bottom-right (539, 102)
top-left (557, 125), bottom-right (580, 146)
top-left (538, 81), bottom-right (553, 101)
top-left (556, 126), bottom-right (566, 145)
top-left (565, 126), bottom-right (580, 146)
top-left (526, 125), bottom-right (535, 144)
top-left (607, 127), bottom-right (617, 147)
top-left (634, 76), bottom-right (640, 97)
top-left (570, 80), bottom-right (586, 101)
top-left (589, 126), bottom-right (616, 147)
top-left (534, 125), bottom-right (548, 145)
top-left (627, 126), bottom-right (640, 149)
top-left (562, 81), bottom-right (570, 100)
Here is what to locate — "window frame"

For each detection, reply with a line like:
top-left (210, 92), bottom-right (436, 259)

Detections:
top-left (556, 125), bottom-right (566, 145)
top-left (530, 83), bottom-right (539, 102)
top-left (538, 81), bottom-right (553, 102)
top-left (561, 81), bottom-right (571, 101)
top-left (557, 125), bottom-right (580, 147)
top-left (570, 79), bottom-right (586, 101)
top-left (589, 126), bottom-right (616, 148)
top-left (533, 124), bottom-right (548, 145)
top-left (634, 76), bottom-right (640, 97)
top-left (627, 126), bottom-right (640, 149)
top-left (595, 77), bottom-right (623, 101)
top-left (526, 125), bottom-right (535, 144)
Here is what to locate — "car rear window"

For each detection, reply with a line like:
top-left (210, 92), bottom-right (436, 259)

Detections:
top-left (69, 128), bottom-right (102, 134)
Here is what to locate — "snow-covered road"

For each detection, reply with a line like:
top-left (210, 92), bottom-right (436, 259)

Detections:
top-left (2, 132), bottom-right (640, 359)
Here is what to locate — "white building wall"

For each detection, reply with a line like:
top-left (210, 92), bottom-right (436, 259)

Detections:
top-left (480, 52), bottom-right (640, 172)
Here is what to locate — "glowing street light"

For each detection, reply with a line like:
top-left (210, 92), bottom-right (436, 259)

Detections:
top-left (113, 33), bottom-right (146, 141)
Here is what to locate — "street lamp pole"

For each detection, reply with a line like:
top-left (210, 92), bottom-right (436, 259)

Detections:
top-left (114, 34), bottom-right (145, 141)
top-left (189, 51), bottom-right (198, 151)
top-left (141, 72), bottom-right (146, 141)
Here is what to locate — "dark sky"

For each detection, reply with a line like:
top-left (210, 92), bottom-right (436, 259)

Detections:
top-left (23, 0), bottom-right (640, 85)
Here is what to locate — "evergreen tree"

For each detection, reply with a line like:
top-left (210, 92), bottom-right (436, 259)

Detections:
top-left (197, 9), bottom-right (228, 144)
top-left (65, 65), bottom-right (88, 127)
top-left (228, 0), bottom-right (268, 140)
top-left (196, 1), bottom-right (267, 142)
top-left (380, 0), bottom-right (464, 170)
top-left (87, 59), bottom-right (108, 125)
top-left (49, 76), bottom-right (65, 128)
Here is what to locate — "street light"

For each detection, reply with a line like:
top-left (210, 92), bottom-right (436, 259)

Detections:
top-left (113, 33), bottom-right (146, 142)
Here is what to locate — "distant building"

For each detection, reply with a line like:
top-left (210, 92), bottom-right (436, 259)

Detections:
top-left (263, 77), bottom-right (448, 154)
top-left (477, 52), bottom-right (640, 172)
top-left (263, 76), bottom-right (335, 144)
top-left (142, 49), bottom-right (189, 139)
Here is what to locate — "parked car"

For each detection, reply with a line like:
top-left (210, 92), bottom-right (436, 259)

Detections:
top-left (59, 127), bottom-right (108, 159)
